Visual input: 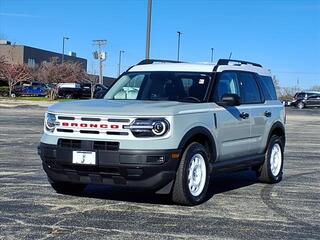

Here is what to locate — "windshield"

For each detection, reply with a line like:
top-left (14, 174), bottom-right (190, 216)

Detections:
top-left (105, 72), bottom-right (211, 102)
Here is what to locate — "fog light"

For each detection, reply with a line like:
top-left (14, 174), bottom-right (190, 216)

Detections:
top-left (147, 156), bottom-right (166, 164)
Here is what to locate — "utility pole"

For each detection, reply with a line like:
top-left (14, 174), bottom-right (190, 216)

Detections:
top-left (228, 52), bottom-right (232, 60)
top-left (93, 40), bottom-right (107, 84)
top-left (210, 48), bottom-right (214, 62)
top-left (62, 37), bottom-right (69, 64)
top-left (145, 0), bottom-right (152, 60)
top-left (118, 50), bottom-right (125, 77)
top-left (177, 31), bottom-right (182, 61)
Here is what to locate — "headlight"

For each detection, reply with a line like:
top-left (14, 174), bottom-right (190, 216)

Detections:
top-left (124, 118), bottom-right (170, 137)
top-left (45, 113), bottom-right (57, 132)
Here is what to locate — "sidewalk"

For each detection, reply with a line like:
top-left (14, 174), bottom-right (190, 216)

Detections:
top-left (0, 98), bottom-right (57, 108)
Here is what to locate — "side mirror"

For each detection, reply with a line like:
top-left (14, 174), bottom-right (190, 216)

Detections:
top-left (221, 93), bottom-right (241, 106)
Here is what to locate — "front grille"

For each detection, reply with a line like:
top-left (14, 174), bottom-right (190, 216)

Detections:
top-left (58, 139), bottom-right (120, 151)
top-left (93, 141), bottom-right (119, 151)
top-left (58, 139), bottom-right (81, 148)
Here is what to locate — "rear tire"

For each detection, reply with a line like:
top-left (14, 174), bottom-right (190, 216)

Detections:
top-left (172, 142), bottom-right (210, 205)
top-left (257, 135), bottom-right (284, 183)
top-left (297, 102), bottom-right (304, 109)
top-left (49, 178), bottom-right (86, 195)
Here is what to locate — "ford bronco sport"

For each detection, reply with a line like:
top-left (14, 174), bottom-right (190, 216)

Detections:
top-left (38, 59), bottom-right (286, 205)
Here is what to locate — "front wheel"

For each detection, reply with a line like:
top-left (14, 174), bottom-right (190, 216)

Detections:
top-left (297, 102), bottom-right (305, 109)
top-left (172, 142), bottom-right (210, 205)
top-left (257, 135), bottom-right (284, 183)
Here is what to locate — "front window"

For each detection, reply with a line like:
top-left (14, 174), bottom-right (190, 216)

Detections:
top-left (105, 72), bottom-right (211, 102)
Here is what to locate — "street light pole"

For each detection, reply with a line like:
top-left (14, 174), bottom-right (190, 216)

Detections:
top-left (62, 37), bottom-right (69, 64)
top-left (145, 0), bottom-right (152, 60)
top-left (211, 48), bottom-right (214, 62)
top-left (177, 31), bottom-right (182, 61)
top-left (118, 50), bottom-right (125, 77)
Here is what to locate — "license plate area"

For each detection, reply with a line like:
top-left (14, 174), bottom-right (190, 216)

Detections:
top-left (72, 151), bottom-right (96, 165)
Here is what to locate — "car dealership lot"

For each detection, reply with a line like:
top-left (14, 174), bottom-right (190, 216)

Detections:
top-left (0, 104), bottom-right (319, 240)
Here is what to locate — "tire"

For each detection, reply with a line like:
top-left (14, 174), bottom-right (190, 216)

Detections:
top-left (257, 135), bottom-right (284, 183)
top-left (49, 178), bottom-right (86, 195)
top-left (10, 93), bottom-right (16, 98)
top-left (172, 142), bottom-right (210, 205)
top-left (65, 93), bottom-right (73, 99)
top-left (297, 102), bottom-right (304, 109)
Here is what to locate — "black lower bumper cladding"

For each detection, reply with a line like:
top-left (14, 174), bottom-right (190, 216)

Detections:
top-left (38, 141), bottom-right (180, 191)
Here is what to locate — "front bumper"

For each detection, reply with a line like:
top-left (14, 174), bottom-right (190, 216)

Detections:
top-left (38, 142), bottom-right (180, 192)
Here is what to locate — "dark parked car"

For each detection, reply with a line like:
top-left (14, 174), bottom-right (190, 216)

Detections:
top-left (11, 82), bottom-right (49, 97)
top-left (291, 91), bottom-right (320, 109)
top-left (57, 83), bottom-right (108, 99)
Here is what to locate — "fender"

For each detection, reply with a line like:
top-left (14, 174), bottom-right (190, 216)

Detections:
top-left (178, 126), bottom-right (217, 162)
top-left (266, 121), bottom-right (286, 150)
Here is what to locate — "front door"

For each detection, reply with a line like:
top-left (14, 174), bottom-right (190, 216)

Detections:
top-left (211, 71), bottom-right (251, 161)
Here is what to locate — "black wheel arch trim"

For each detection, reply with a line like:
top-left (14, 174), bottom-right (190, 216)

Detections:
top-left (178, 126), bottom-right (217, 162)
top-left (267, 121), bottom-right (286, 149)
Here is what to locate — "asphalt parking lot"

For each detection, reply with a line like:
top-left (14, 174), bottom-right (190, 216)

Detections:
top-left (0, 103), bottom-right (319, 240)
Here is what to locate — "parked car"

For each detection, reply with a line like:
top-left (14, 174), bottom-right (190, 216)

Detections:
top-left (11, 82), bottom-right (49, 97)
top-left (39, 58), bottom-right (285, 205)
top-left (291, 91), bottom-right (320, 109)
top-left (57, 83), bottom-right (108, 99)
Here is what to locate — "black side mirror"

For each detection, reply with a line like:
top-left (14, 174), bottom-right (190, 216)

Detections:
top-left (221, 93), bottom-right (241, 106)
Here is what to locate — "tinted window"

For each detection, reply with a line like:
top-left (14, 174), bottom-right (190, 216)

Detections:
top-left (105, 72), bottom-right (211, 102)
top-left (213, 72), bottom-right (240, 102)
top-left (238, 72), bottom-right (262, 104)
top-left (258, 76), bottom-right (277, 100)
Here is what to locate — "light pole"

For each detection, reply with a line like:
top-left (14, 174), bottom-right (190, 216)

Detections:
top-left (210, 48), bottom-right (214, 62)
top-left (118, 50), bottom-right (125, 77)
top-left (177, 31), bottom-right (182, 61)
top-left (62, 37), bottom-right (69, 64)
top-left (145, 0), bottom-right (152, 60)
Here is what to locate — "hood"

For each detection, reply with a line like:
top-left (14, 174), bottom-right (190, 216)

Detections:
top-left (48, 99), bottom-right (208, 116)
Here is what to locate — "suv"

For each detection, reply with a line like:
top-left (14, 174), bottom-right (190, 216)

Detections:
top-left (291, 91), bottom-right (320, 109)
top-left (38, 59), bottom-right (285, 205)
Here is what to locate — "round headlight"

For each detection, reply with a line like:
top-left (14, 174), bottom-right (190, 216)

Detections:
top-left (45, 113), bottom-right (56, 132)
top-left (152, 120), bottom-right (167, 136)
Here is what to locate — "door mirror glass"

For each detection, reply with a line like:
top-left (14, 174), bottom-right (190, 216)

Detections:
top-left (221, 93), bottom-right (241, 106)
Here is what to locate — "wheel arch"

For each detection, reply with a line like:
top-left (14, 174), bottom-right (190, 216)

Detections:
top-left (266, 121), bottom-right (286, 150)
top-left (178, 127), bottom-right (217, 163)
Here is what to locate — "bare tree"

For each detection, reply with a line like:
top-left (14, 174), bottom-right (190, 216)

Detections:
top-left (272, 75), bottom-right (281, 98)
top-left (0, 59), bottom-right (32, 97)
top-left (81, 74), bottom-right (99, 99)
top-left (310, 85), bottom-right (320, 92)
top-left (35, 58), bottom-right (87, 100)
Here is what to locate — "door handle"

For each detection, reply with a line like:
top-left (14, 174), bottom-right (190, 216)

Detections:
top-left (264, 111), bottom-right (272, 117)
top-left (240, 112), bottom-right (249, 119)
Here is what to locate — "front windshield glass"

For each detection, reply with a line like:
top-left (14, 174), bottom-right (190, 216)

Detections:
top-left (105, 72), bottom-right (211, 102)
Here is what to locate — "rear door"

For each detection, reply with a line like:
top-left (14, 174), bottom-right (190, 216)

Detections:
top-left (211, 71), bottom-right (251, 161)
top-left (306, 94), bottom-right (320, 107)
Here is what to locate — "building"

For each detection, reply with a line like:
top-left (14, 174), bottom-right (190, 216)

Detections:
top-left (0, 40), bottom-right (87, 70)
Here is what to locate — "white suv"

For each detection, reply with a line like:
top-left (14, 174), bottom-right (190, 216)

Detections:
top-left (38, 59), bottom-right (285, 205)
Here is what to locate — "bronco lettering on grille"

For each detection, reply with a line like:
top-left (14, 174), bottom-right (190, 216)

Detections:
top-left (61, 122), bottom-right (119, 129)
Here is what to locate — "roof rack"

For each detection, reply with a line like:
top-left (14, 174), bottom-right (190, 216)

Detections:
top-left (137, 59), bottom-right (183, 65)
top-left (217, 59), bottom-right (262, 68)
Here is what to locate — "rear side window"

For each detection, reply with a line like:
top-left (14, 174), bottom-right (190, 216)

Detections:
top-left (258, 75), bottom-right (277, 100)
top-left (238, 72), bottom-right (262, 104)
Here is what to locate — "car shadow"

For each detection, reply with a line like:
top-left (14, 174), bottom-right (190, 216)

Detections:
top-left (73, 170), bottom-right (258, 206)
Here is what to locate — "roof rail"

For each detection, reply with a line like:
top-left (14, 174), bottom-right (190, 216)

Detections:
top-left (137, 59), bottom-right (183, 65)
top-left (217, 59), bottom-right (262, 68)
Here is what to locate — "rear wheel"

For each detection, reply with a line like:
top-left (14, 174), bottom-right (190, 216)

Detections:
top-left (172, 142), bottom-right (210, 205)
top-left (49, 178), bottom-right (86, 195)
top-left (297, 102), bottom-right (305, 109)
top-left (257, 135), bottom-right (284, 183)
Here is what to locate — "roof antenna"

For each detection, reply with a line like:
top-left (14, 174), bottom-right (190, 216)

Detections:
top-left (228, 52), bottom-right (232, 60)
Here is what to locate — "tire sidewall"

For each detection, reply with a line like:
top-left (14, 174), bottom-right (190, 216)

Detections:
top-left (297, 102), bottom-right (304, 109)
top-left (266, 136), bottom-right (284, 182)
top-left (181, 143), bottom-right (210, 204)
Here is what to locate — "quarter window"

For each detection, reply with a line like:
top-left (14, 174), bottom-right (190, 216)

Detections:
top-left (258, 76), bottom-right (277, 100)
top-left (238, 72), bottom-right (262, 104)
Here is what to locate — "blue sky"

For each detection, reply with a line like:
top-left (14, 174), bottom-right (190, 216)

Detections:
top-left (0, 0), bottom-right (319, 89)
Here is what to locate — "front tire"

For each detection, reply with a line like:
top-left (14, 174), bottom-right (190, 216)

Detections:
top-left (297, 102), bottom-right (305, 109)
top-left (172, 142), bottom-right (210, 205)
top-left (257, 135), bottom-right (284, 183)
top-left (49, 178), bottom-right (87, 195)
